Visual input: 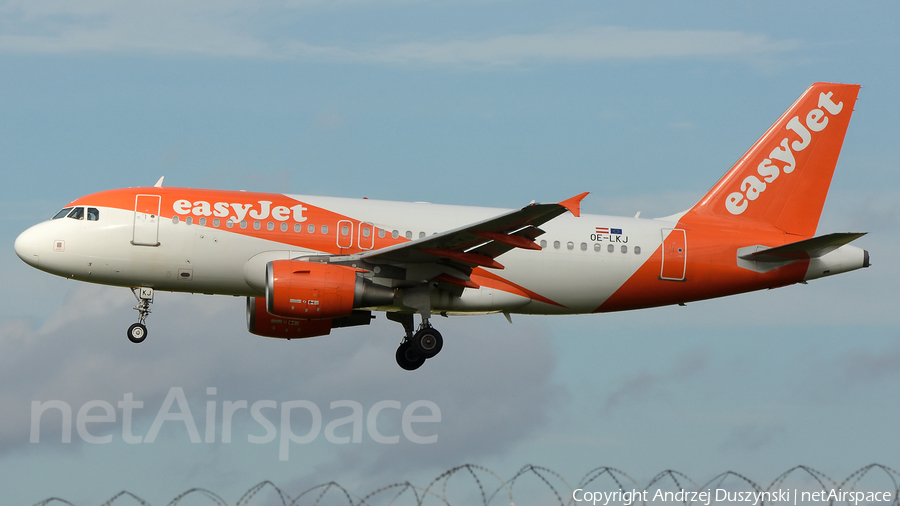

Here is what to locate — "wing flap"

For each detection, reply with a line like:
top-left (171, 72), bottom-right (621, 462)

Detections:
top-left (473, 231), bottom-right (541, 251)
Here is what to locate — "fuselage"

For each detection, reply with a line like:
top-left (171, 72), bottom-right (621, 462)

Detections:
top-left (13, 186), bottom-right (868, 317)
top-left (10, 84), bottom-right (871, 371)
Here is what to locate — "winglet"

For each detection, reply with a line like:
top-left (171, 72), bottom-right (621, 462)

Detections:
top-left (154, 176), bottom-right (165, 188)
top-left (558, 192), bottom-right (589, 218)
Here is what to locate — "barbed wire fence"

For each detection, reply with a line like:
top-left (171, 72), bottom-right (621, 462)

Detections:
top-left (30, 463), bottom-right (900, 506)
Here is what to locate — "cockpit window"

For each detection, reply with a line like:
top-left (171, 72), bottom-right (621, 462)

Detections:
top-left (51, 206), bottom-right (99, 221)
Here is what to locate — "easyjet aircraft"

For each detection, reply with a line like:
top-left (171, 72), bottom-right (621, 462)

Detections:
top-left (15, 83), bottom-right (869, 370)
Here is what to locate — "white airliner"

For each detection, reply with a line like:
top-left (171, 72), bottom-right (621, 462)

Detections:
top-left (15, 83), bottom-right (869, 370)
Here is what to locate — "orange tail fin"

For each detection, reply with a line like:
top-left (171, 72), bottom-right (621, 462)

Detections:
top-left (687, 83), bottom-right (860, 237)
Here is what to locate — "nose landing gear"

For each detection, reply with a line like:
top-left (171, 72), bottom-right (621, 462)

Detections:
top-left (128, 287), bottom-right (154, 344)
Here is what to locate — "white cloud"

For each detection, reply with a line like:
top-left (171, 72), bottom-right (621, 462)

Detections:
top-left (0, 283), bottom-right (564, 489)
top-left (0, 0), bottom-right (268, 57)
top-left (602, 351), bottom-right (708, 412)
top-left (313, 110), bottom-right (344, 130)
top-left (340, 28), bottom-right (797, 68)
top-left (0, 1), bottom-right (798, 66)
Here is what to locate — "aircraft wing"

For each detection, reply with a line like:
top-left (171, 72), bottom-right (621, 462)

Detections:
top-left (357, 192), bottom-right (589, 276)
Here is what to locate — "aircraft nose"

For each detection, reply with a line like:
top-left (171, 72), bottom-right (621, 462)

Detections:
top-left (14, 225), bottom-right (42, 267)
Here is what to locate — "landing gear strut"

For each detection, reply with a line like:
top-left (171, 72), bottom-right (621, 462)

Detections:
top-left (128, 287), bottom-right (154, 344)
top-left (388, 312), bottom-right (444, 371)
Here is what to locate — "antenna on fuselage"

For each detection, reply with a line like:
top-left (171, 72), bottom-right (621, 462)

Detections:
top-left (154, 176), bottom-right (164, 188)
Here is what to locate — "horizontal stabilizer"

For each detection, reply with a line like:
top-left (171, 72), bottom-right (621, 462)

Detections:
top-left (739, 232), bottom-right (866, 262)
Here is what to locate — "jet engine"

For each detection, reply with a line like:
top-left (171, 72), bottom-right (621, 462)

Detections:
top-left (265, 259), bottom-right (395, 319)
top-left (247, 297), bottom-right (376, 339)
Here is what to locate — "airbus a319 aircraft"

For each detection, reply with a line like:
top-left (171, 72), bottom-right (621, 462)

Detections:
top-left (15, 83), bottom-right (869, 370)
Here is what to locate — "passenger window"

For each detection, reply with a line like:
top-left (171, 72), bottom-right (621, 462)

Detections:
top-left (87, 208), bottom-right (100, 221)
top-left (280, 223), bottom-right (287, 232)
top-left (378, 229), bottom-right (385, 238)
top-left (607, 244), bottom-right (614, 253)
top-left (593, 243), bottom-right (601, 252)
top-left (419, 232), bottom-right (426, 238)
top-left (294, 223), bottom-right (300, 232)
top-left (553, 241), bottom-right (560, 249)
top-left (567, 241), bottom-right (574, 250)
top-left (634, 246), bottom-right (641, 255)
top-left (53, 208), bottom-right (73, 220)
top-left (199, 217), bottom-right (206, 226)
top-left (321, 225), bottom-right (328, 234)
top-left (580, 242), bottom-right (587, 251)
top-left (540, 240), bottom-right (547, 248)
top-left (67, 207), bottom-right (85, 220)
top-left (405, 231), bottom-right (412, 239)
top-left (308, 224), bottom-right (315, 233)
top-left (621, 245), bottom-right (628, 253)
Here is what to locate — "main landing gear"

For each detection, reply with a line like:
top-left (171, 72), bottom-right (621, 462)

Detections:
top-left (388, 313), bottom-right (444, 371)
top-left (128, 287), bottom-right (154, 344)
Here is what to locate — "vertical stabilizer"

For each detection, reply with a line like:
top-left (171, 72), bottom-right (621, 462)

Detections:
top-left (687, 83), bottom-right (860, 237)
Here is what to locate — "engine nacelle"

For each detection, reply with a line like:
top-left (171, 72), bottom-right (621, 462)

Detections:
top-left (247, 296), bottom-right (332, 338)
top-left (265, 259), bottom-right (395, 320)
top-left (247, 297), bottom-right (376, 339)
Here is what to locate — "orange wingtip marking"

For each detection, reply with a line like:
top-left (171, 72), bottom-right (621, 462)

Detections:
top-left (419, 249), bottom-right (505, 270)
top-left (558, 192), bottom-right (590, 218)
top-left (434, 273), bottom-right (480, 289)
top-left (473, 232), bottom-right (541, 250)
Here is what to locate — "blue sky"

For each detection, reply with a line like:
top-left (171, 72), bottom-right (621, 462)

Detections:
top-left (2, 1), bottom-right (899, 504)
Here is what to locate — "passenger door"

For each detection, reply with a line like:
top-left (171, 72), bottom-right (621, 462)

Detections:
top-left (660, 228), bottom-right (687, 281)
top-left (133, 195), bottom-right (161, 246)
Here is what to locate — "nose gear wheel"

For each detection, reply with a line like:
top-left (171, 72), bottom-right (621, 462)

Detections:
top-left (127, 322), bottom-right (147, 343)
